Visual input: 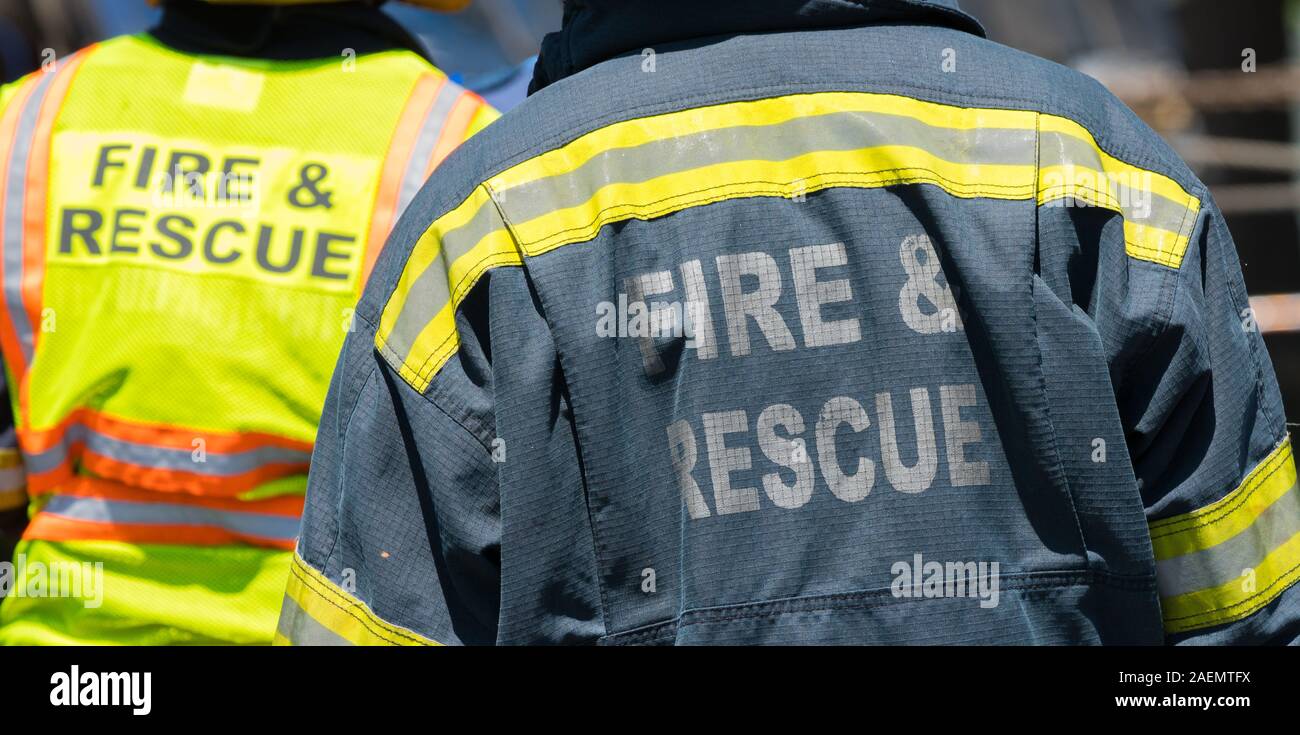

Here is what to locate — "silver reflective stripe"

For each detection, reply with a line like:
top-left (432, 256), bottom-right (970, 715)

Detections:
top-left (395, 80), bottom-right (462, 217)
top-left (382, 197), bottom-right (504, 363)
top-left (1038, 130), bottom-right (1190, 229)
top-left (277, 594), bottom-right (353, 646)
top-left (2, 72), bottom-right (56, 365)
top-left (0, 464), bottom-right (23, 491)
top-left (496, 110), bottom-right (1037, 225)
top-left (1156, 480), bottom-right (1300, 598)
top-left (22, 423), bottom-right (312, 476)
top-left (40, 495), bottom-right (301, 541)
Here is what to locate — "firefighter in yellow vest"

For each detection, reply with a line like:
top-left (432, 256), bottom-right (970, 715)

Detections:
top-left (0, 0), bottom-right (498, 644)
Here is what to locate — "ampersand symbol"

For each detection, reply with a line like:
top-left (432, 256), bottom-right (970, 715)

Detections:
top-left (288, 162), bottom-right (333, 209)
top-left (898, 234), bottom-right (963, 335)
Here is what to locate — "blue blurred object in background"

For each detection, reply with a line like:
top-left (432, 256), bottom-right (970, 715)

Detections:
top-left (1, 0), bottom-right (161, 82)
top-left (0, 19), bottom-right (31, 83)
top-left (385, 0), bottom-right (559, 110)
top-left (88, 0), bottom-right (161, 38)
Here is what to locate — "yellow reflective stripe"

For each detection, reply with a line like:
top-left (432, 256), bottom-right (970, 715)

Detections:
top-left (379, 185), bottom-right (494, 344)
top-left (1037, 114), bottom-right (1201, 269)
top-left (1150, 438), bottom-right (1296, 557)
top-left (377, 185), bottom-right (522, 391)
top-left (1037, 116), bottom-right (1195, 205)
top-left (505, 147), bottom-right (1036, 257)
top-left (386, 227), bottom-right (518, 390)
top-left (1161, 531), bottom-right (1300, 634)
top-left (282, 552), bottom-right (440, 646)
top-left (377, 91), bottom-right (1207, 392)
top-left (490, 92), bottom-right (1036, 192)
top-left (1124, 220), bottom-right (1194, 270)
top-left (1150, 437), bottom-right (1300, 633)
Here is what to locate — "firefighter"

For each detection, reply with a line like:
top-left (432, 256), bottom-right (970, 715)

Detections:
top-left (0, 0), bottom-right (497, 645)
top-left (281, 0), bottom-right (1299, 645)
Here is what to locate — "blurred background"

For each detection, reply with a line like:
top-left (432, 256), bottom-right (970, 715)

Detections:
top-left (0, 0), bottom-right (1296, 419)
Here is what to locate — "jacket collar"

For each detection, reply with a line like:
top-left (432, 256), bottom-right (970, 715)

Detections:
top-left (530, 0), bottom-right (984, 93)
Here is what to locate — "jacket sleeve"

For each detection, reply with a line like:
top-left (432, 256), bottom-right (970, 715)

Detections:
top-left (276, 167), bottom-right (603, 645)
top-left (276, 294), bottom-right (505, 646)
top-left (1116, 197), bottom-right (1298, 644)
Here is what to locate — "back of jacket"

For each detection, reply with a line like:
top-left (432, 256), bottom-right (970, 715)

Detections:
top-left (0, 8), bottom-right (497, 645)
top-left (284, 0), bottom-right (1299, 645)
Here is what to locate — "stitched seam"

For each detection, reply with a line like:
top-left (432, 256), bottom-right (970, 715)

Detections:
top-left (1163, 555), bottom-right (1300, 625)
top-left (481, 182), bottom-right (612, 637)
top-left (481, 82), bottom-right (1192, 190)
top-left (1149, 443), bottom-right (1292, 539)
top-left (1038, 183), bottom-right (1195, 268)
top-left (520, 167), bottom-right (1034, 251)
top-left (288, 558), bottom-right (433, 646)
top-left (603, 569), bottom-right (1156, 639)
top-left (1030, 111), bottom-right (1089, 558)
top-left (320, 354), bottom-right (379, 568)
top-left (409, 250), bottom-right (522, 382)
top-left (1112, 204), bottom-right (1198, 427)
top-left (374, 255), bottom-right (522, 387)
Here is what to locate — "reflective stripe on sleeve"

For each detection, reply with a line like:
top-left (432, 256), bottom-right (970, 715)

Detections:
top-left (277, 552), bottom-right (440, 646)
top-left (1037, 115), bottom-right (1201, 269)
top-left (376, 185), bottom-right (519, 390)
top-left (1151, 437), bottom-right (1300, 634)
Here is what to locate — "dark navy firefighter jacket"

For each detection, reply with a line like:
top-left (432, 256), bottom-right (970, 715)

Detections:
top-left (279, 0), bottom-right (1300, 645)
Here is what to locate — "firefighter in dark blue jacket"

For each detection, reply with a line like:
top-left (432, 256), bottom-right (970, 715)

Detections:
top-left (279, 0), bottom-right (1299, 645)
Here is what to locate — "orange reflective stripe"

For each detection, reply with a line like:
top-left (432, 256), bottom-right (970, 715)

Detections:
top-left (0, 49), bottom-right (96, 436)
top-left (19, 407), bottom-right (313, 454)
top-left (361, 73), bottom-right (444, 289)
top-left (23, 50), bottom-right (91, 356)
top-left (32, 475), bottom-right (305, 516)
top-left (24, 476), bottom-right (302, 549)
top-left (424, 90), bottom-right (484, 178)
top-left (77, 454), bottom-right (304, 497)
top-left (24, 514), bottom-right (297, 550)
top-left (0, 75), bottom-right (39, 383)
top-left (20, 408), bottom-right (313, 497)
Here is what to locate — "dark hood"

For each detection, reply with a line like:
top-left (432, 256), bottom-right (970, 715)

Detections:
top-left (530, 0), bottom-right (984, 93)
top-left (150, 0), bottom-right (432, 62)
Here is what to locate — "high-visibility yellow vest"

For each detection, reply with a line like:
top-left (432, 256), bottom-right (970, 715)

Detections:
top-left (0, 34), bottom-right (496, 644)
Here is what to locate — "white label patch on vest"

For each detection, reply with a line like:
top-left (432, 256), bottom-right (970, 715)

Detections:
top-left (182, 62), bottom-right (265, 113)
